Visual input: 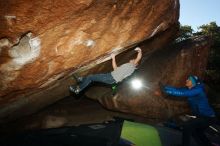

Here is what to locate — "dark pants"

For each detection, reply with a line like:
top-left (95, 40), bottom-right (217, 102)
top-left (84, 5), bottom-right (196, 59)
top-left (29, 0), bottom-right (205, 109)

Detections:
top-left (78, 73), bottom-right (116, 92)
top-left (181, 117), bottom-right (216, 146)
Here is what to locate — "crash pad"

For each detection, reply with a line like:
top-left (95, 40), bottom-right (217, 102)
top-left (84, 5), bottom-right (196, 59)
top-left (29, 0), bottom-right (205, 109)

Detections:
top-left (121, 120), bottom-right (162, 146)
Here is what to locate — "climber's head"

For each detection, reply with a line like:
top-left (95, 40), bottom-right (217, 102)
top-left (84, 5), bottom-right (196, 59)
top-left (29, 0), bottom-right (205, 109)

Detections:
top-left (186, 75), bottom-right (199, 88)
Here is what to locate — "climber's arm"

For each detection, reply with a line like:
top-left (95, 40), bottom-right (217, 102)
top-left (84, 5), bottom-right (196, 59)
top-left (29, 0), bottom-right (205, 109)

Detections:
top-left (134, 47), bottom-right (142, 65)
top-left (111, 54), bottom-right (117, 70)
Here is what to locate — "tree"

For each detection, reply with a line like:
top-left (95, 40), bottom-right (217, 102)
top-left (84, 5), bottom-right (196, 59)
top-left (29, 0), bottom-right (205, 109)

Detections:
top-left (198, 22), bottom-right (219, 35)
top-left (179, 25), bottom-right (194, 39)
top-left (198, 22), bottom-right (220, 67)
top-left (179, 22), bottom-right (220, 84)
top-left (197, 22), bottom-right (220, 84)
top-left (198, 22), bottom-right (220, 48)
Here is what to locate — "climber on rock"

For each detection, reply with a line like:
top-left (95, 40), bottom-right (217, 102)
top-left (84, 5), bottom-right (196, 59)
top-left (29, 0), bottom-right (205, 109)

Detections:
top-left (155, 75), bottom-right (216, 146)
top-left (69, 47), bottom-right (142, 94)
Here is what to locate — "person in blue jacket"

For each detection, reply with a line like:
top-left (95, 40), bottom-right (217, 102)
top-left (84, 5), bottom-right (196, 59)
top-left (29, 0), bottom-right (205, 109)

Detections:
top-left (157, 75), bottom-right (216, 146)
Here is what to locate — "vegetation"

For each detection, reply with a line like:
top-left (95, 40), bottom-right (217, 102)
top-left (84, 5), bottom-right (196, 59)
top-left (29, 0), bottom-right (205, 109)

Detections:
top-left (179, 25), bottom-right (194, 39)
top-left (180, 22), bottom-right (220, 85)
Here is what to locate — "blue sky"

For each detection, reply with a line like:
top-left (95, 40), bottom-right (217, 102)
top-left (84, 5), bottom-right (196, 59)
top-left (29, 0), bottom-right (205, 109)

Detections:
top-left (179, 0), bottom-right (220, 31)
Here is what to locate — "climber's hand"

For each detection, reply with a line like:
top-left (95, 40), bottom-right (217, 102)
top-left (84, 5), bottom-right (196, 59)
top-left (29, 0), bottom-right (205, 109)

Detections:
top-left (134, 47), bottom-right (141, 52)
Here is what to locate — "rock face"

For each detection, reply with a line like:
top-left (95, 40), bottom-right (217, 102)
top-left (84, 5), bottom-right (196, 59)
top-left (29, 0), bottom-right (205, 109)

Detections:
top-left (86, 36), bottom-right (211, 119)
top-left (0, 0), bottom-right (180, 123)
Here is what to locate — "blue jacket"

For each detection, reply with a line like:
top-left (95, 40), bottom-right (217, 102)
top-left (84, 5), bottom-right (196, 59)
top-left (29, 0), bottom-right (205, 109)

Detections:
top-left (163, 84), bottom-right (215, 117)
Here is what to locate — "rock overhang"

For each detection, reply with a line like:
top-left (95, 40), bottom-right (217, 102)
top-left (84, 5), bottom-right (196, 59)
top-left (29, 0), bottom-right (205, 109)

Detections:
top-left (0, 0), bottom-right (181, 123)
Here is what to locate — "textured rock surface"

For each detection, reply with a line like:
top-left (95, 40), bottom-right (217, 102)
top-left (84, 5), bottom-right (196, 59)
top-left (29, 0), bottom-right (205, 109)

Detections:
top-left (0, 0), bottom-right (179, 97)
top-left (86, 36), bottom-right (211, 119)
top-left (0, 36), bottom-right (211, 133)
top-left (0, 98), bottom-right (148, 134)
top-left (0, 0), bottom-right (179, 123)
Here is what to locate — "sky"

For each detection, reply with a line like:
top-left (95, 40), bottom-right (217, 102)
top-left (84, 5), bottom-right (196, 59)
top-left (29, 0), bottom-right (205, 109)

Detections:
top-left (179, 0), bottom-right (220, 31)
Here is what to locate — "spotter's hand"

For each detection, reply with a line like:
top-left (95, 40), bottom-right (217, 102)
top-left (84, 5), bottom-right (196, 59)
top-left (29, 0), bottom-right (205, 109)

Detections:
top-left (154, 90), bottom-right (162, 96)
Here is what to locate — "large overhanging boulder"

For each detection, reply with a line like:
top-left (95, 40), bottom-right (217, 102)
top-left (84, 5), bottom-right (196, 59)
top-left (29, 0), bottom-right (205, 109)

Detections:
top-left (85, 36), bottom-right (211, 119)
top-left (0, 0), bottom-right (180, 123)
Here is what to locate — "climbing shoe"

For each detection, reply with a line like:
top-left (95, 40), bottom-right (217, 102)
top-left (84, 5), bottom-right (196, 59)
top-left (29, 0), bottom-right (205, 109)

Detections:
top-left (76, 77), bottom-right (83, 82)
top-left (112, 84), bottom-right (117, 95)
top-left (72, 74), bottom-right (83, 83)
top-left (69, 86), bottom-right (80, 94)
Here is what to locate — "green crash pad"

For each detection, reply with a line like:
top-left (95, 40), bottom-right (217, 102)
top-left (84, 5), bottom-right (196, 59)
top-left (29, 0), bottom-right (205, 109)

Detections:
top-left (121, 120), bottom-right (162, 146)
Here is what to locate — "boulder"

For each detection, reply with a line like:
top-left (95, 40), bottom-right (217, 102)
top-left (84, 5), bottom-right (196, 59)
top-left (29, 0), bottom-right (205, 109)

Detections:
top-left (0, 0), bottom-right (180, 122)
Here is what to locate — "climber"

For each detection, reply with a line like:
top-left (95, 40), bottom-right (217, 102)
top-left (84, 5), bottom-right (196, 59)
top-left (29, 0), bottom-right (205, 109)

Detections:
top-left (69, 47), bottom-right (142, 94)
top-left (155, 75), bottom-right (216, 146)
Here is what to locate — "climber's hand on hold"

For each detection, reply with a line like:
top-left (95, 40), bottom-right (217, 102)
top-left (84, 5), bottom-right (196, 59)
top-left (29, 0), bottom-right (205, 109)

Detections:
top-left (134, 47), bottom-right (141, 52)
